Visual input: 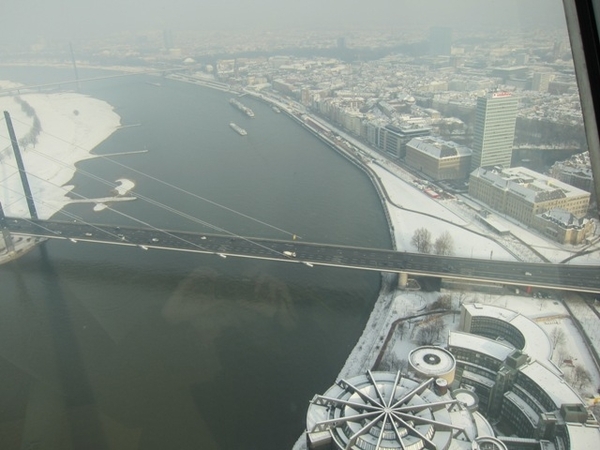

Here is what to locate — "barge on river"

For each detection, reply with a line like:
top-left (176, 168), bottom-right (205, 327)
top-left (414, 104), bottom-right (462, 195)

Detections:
top-left (229, 122), bottom-right (247, 135)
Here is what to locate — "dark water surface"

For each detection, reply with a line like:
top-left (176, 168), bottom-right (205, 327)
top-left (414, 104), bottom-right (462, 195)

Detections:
top-left (0, 67), bottom-right (391, 450)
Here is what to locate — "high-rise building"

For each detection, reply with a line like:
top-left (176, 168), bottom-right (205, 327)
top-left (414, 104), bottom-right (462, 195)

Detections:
top-left (532, 72), bottom-right (553, 92)
top-left (470, 92), bottom-right (518, 170)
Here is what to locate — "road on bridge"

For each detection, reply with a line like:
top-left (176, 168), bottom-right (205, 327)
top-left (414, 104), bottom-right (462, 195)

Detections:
top-left (4, 217), bottom-right (600, 294)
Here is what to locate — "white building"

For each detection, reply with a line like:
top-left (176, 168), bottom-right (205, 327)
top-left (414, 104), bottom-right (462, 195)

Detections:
top-left (471, 92), bottom-right (519, 171)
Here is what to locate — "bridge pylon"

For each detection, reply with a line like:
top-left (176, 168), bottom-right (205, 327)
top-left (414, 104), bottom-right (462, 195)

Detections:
top-left (4, 111), bottom-right (38, 220)
top-left (398, 272), bottom-right (408, 288)
top-left (0, 202), bottom-right (15, 254)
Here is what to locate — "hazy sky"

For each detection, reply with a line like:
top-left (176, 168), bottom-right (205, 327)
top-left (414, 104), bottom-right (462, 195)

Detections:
top-left (2, 0), bottom-right (567, 42)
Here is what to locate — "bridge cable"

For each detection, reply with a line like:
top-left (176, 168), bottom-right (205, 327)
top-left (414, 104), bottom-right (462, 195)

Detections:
top-left (1, 150), bottom-right (289, 257)
top-left (1, 177), bottom-right (212, 251)
top-left (6, 115), bottom-right (301, 240)
top-left (0, 121), bottom-right (298, 255)
top-left (1, 159), bottom-right (292, 258)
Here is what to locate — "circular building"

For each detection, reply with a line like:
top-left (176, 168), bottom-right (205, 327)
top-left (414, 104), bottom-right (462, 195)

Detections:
top-left (306, 371), bottom-right (492, 450)
top-left (473, 437), bottom-right (508, 450)
top-left (453, 388), bottom-right (480, 412)
top-left (409, 346), bottom-right (456, 383)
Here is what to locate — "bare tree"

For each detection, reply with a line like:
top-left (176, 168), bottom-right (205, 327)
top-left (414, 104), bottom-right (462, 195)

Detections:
top-left (412, 228), bottom-right (432, 253)
top-left (573, 364), bottom-right (592, 390)
top-left (556, 346), bottom-right (570, 367)
top-left (434, 231), bottom-right (454, 256)
top-left (396, 321), bottom-right (406, 339)
top-left (416, 325), bottom-right (436, 345)
top-left (430, 294), bottom-right (452, 310)
top-left (430, 317), bottom-right (446, 342)
top-left (416, 317), bottom-right (446, 345)
top-left (550, 327), bottom-right (566, 357)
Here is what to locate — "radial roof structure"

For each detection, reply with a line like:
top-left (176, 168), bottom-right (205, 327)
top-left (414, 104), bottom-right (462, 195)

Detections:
top-left (306, 371), bottom-right (478, 450)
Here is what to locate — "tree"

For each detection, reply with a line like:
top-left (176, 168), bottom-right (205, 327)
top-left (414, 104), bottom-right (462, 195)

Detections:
top-left (556, 346), bottom-right (570, 367)
top-left (396, 321), bottom-right (406, 339)
top-left (415, 317), bottom-right (446, 345)
top-left (412, 228), bottom-right (432, 253)
top-left (416, 325), bottom-right (436, 345)
top-left (429, 317), bottom-right (446, 343)
top-left (430, 294), bottom-right (452, 310)
top-left (550, 327), bottom-right (566, 356)
top-left (573, 364), bottom-right (592, 390)
top-left (434, 231), bottom-right (454, 256)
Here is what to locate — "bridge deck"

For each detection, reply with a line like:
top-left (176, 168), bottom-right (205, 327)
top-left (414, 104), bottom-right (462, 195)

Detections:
top-left (3, 218), bottom-right (600, 293)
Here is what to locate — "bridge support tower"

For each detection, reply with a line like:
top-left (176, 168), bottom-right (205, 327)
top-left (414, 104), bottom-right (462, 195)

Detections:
top-left (398, 272), bottom-right (408, 288)
top-left (4, 111), bottom-right (38, 220)
top-left (0, 202), bottom-right (15, 254)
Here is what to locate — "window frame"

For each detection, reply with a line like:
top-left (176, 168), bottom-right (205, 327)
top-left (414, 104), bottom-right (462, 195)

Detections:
top-left (563, 0), bottom-right (600, 208)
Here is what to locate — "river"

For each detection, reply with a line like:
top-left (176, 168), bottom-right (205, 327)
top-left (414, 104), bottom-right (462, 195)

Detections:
top-left (0, 67), bottom-right (392, 450)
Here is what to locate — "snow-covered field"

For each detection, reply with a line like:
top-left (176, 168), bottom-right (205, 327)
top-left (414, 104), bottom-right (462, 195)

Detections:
top-left (367, 153), bottom-right (600, 265)
top-left (0, 81), bottom-right (122, 219)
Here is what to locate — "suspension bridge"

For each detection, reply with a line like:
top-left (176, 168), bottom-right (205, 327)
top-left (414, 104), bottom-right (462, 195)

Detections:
top-left (1, 109), bottom-right (600, 294)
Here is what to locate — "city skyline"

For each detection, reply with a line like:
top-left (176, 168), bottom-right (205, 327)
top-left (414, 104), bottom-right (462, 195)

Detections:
top-left (2, 2), bottom-right (600, 449)
top-left (2, 0), bottom-right (567, 44)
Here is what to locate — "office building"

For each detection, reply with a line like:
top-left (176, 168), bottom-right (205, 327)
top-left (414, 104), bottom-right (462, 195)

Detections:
top-left (470, 92), bottom-right (519, 170)
top-left (447, 304), bottom-right (600, 449)
top-left (549, 152), bottom-right (594, 194)
top-left (468, 167), bottom-right (591, 242)
top-left (532, 72), bottom-right (553, 92)
top-left (405, 136), bottom-right (472, 180)
top-left (376, 124), bottom-right (431, 158)
top-left (304, 302), bottom-right (600, 450)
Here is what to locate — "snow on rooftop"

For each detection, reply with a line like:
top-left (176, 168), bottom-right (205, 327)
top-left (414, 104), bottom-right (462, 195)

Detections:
top-left (464, 303), bottom-right (554, 365)
top-left (407, 136), bottom-right (472, 159)
top-left (566, 423), bottom-right (600, 449)
top-left (449, 331), bottom-right (515, 361)
top-left (510, 314), bottom-right (553, 363)
top-left (520, 360), bottom-right (585, 407)
top-left (473, 166), bottom-right (590, 203)
top-left (465, 303), bottom-right (519, 323)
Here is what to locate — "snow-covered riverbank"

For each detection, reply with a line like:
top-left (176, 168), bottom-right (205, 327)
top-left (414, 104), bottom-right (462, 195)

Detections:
top-left (4, 76), bottom-right (600, 450)
top-left (0, 81), bottom-right (123, 219)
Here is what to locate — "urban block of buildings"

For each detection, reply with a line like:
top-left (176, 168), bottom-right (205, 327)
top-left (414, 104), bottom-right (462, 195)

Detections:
top-left (449, 303), bottom-right (600, 450)
top-left (405, 136), bottom-right (472, 181)
top-left (469, 167), bottom-right (593, 244)
top-left (304, 303), bottom-right (599, 450)
top-left (549, 152), bottom-right (595, 197)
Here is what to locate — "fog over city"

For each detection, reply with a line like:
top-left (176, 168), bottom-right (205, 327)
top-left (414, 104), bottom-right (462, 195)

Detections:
top-left (3, 0), bottom-right (566, 43)
top-left (3, 1), bottom-right (600, 450)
